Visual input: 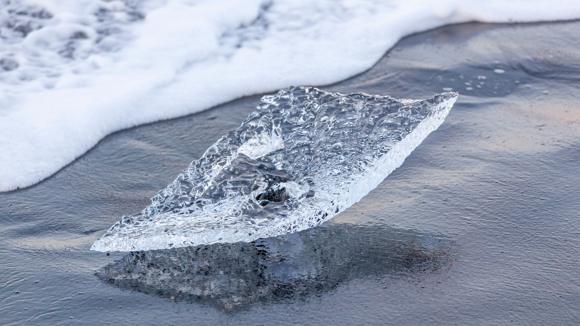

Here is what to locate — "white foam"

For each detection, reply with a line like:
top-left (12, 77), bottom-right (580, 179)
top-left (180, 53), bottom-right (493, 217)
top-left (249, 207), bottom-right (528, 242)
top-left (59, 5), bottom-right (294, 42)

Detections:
top-left (2, 0), bottom-right (580, 191)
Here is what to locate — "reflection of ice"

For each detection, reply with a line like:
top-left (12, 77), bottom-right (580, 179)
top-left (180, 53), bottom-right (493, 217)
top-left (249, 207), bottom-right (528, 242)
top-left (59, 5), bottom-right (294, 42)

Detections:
top-left (92, 87), bottom-right (457, 252)
top-left (97, 224), bottom-right (456, 311)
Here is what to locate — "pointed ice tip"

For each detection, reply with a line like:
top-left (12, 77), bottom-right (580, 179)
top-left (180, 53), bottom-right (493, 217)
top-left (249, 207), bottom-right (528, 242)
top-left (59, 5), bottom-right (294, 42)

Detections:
top-left (92, 87), bottom-right (457, 252)
top-left (91, 237), bottom-right (132, 252)
top-left (90, 239), bottom-right (103, 252)
top-left (437, 91), bottom-right (459, 101)
top-left (431, 91), bottom-right (458, 111)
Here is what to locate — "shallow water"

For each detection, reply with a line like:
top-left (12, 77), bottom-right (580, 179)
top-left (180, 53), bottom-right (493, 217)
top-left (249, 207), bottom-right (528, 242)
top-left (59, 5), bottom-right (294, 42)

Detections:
top-left (1, 21), bottom-right (580, 325)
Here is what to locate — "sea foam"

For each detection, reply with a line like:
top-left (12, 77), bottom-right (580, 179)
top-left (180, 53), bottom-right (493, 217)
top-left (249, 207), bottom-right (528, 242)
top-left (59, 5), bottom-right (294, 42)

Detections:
top-left (2, 0), bottom-right (580, 192)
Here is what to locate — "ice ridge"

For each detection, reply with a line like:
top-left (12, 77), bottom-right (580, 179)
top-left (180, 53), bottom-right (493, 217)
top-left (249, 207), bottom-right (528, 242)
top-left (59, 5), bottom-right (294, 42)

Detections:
top-left (91, 87), bottom-right (457, 252)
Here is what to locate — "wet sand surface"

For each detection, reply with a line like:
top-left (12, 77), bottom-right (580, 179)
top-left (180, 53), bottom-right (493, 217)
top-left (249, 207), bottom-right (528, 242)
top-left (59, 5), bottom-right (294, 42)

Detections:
top-left (1, 21), bottom-right (580, 325)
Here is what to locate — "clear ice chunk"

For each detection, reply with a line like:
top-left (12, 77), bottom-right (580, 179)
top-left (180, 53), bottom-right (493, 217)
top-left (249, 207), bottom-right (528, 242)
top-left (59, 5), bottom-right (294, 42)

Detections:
top-left (91, 87), bottom-right (458, 252)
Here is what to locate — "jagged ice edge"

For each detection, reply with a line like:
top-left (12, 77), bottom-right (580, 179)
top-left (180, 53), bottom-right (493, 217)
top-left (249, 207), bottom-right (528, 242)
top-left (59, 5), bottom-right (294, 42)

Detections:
top-left (91, 91), bottom-right (457, 252)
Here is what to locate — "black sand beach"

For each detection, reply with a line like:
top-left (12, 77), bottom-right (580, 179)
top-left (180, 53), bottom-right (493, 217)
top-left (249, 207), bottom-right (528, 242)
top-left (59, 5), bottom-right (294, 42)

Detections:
top-left (1, 20), bottom-right (580, 325)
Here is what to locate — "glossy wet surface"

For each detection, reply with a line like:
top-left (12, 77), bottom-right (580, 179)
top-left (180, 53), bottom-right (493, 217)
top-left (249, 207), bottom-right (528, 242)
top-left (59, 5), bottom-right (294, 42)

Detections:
top-left (1, 21), bottom-right (580, 325)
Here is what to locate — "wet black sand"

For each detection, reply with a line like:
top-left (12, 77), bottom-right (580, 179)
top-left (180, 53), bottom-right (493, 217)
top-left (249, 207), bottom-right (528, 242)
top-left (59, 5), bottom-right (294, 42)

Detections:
top-left (1, 21), bottom-right (580, 325)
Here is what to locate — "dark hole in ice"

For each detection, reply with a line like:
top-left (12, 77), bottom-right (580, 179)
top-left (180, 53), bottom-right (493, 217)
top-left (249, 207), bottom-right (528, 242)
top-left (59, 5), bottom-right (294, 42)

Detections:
top-left (256, 187), bottom-right (287, 206)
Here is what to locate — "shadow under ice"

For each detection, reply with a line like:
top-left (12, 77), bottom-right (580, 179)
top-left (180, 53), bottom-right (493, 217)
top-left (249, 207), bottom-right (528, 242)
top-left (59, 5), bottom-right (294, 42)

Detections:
top-left (97, 223), bottom-right (456, 311)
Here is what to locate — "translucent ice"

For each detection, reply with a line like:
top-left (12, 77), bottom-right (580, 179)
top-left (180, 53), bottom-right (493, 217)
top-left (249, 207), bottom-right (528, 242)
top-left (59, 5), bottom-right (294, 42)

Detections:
top-left (91, 87), bottom-right (457, 252)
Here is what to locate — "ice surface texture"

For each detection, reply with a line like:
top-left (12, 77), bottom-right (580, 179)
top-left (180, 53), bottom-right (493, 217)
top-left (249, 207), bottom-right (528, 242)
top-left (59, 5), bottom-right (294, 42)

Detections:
top-left (91, 87), bottom-right (457, 252)
top-left (2, 1), bottom-right (580, 192)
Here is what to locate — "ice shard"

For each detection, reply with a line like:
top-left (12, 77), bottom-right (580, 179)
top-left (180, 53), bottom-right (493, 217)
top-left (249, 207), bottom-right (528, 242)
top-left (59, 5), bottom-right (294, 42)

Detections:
top-left (91, 87), bottom-right (458, 252)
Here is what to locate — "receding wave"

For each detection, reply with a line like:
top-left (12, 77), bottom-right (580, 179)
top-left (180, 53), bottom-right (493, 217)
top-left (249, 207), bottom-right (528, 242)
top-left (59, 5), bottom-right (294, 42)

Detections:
top-left (2, 0), bottom-right (580, 191)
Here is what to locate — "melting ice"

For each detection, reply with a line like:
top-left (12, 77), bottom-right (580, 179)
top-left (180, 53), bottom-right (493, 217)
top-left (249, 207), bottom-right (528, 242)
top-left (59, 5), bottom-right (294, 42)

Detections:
top-left (91, 87), bottom-right (457, 252)
top-left (2, 0), bottom-right (580, 192)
